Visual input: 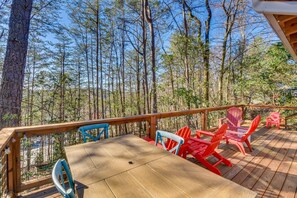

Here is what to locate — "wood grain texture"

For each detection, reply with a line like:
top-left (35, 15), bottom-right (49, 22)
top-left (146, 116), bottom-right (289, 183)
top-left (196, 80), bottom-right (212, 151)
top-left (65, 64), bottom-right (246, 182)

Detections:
top-left (77, 181), bottom-right (115, 198)
top-left (128, 165), bottom-right (189, 198)
top-left (148, 155), bottom-right (256, 198)
top-left (65, 135), bottom-right (167, 185)
top-left (105, 172), bottom-right (151, 197)
top-left (65, 134), bottom-right (256, 198)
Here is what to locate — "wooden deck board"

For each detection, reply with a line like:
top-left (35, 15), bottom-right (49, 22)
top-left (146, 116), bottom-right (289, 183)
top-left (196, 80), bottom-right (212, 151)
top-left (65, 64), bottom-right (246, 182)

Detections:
top-left (224, 127), bottom-right (297, 198)
top-left (223, 128), bottom-right (282, 179)
top-left (217, 127), bottom-right (275, 176)
top-left (278, 144), bottom-right (297, 198)
top-left (262, 131), bottom-right (297, 198)
top-left (230, 128), bottom-right (284, 184)
top-left (21, 126), bottom-right (297, 198)
top-left (239, 129), bottom-right (289, 190)
top-left (251, 129), bottom-right (294, 197)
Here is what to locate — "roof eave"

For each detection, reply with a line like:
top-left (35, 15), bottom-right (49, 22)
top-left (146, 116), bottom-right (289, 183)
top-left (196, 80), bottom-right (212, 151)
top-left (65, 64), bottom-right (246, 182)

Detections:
top-left (252, 0), bottom-right (297, 61)
top-left (264, 13), bottom-right (297, 62)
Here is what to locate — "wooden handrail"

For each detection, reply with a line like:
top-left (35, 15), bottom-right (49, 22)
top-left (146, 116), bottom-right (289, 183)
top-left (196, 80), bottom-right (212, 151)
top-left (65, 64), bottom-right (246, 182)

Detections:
top-left (3, 103), bottom-right (297, 151)
top-left (285, 112), bottom-right (297, 119)
top-left (247, 104), bottom-right (297, 110)
top-left (284, 112), bottom-right (297, 129)
top-left (0, 104), bottom-right (244, 151)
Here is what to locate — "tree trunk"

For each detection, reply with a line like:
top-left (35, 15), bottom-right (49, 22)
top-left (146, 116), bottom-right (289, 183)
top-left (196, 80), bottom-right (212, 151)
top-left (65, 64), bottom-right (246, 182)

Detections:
top-left (141, 0), bottom-right (149, 115)
top-left (96, 0), bottom-right (100, 119)
top-left (59, 44), bottom-right (65, 122)
top-left (85, 27), bottom-right (92, 120)
top-left (77, 60), bottom-right (81, 120)
top-left (40, 88), bottom-right (44, 124)
top-left (219, 0), bottom-right (240, 105)
top-left (121, 0), bottom-right (126, 118)
top-left (0, 0), bottom-right (33, 128)
top-left (90, 33), bottom-right (96, 119)
top-left (144, 0), bottom-right (157, 113)
top-left (99, 7), bottom-right (104, 119)
top-left (29, 46), bottom-right (36, 125)
top-left (182, 0), bottom-right (190, 109)
top-left (203, 0), bottom-right (212, 106)
top-left (219, 33), bottom-right (228, 105)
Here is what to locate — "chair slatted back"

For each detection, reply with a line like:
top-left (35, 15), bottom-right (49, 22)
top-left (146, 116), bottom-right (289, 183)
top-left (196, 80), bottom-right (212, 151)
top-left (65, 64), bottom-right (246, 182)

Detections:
top-left (52, 159), bottom-right (75, 198)
top-left (227, 107), bottom-right (243, 131)
top-left (155, 130), bottom-right (184, 155)
top-left (78, 123), bottom-right (109, 143)
top-left (270, 112), bottom-right (280, 122)
top-left (166, 126), bottom-right (191, 151)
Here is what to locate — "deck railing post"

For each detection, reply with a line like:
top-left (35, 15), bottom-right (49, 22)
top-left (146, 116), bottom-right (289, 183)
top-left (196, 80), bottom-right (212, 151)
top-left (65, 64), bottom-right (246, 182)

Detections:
top-left (201, 110), bottom-right (208, 131)
top-left (7, 142), bottom-right (13, 197)
top-left (15, 135), bottom-right (21, 193)
top-left (149, 116), bottom-right (157, 140)
top-left (7, 133), bottom-right (20, 198)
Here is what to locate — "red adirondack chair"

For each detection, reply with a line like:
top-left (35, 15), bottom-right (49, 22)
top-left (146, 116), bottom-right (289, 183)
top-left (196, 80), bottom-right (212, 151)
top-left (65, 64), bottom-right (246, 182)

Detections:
top-left (143, 126), bottom-right (191, 156)
top-left (167, 126), bottom-right (191, 157)
top-left (219, 107), bottom-right (243, 131)
top-left (225, 115), bottom-right (261, 155)
top-left (183, 124), bottom-right (232, 175)
top-left (266, 112), bottom-right (281, 129)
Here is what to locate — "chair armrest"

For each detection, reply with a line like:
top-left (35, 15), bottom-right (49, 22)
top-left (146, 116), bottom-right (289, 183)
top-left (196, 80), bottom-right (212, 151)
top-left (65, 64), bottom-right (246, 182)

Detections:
top-left (237, 120), bottom-right (244, 127)
top-left (196, 130), bottom-right (214, 138)
top-left (237, 127), bottom-right (249, 133)
top-left (189, 137), bottom-right (211, 145)
top-left (237, 126), bottom-right (248, 131)
top-left (230, 125), bottom-right (248, 131)
top-left (226, 130), bottom-right (242, 135)
top-left (218, 117), bottom-right (227, 127)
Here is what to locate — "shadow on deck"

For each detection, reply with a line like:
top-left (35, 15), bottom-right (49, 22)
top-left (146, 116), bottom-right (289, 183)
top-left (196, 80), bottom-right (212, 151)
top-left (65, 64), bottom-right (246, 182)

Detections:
top-left (20, 125), bottom-right (297, 198)
top-left (188, 125), bottom-right (297, 198)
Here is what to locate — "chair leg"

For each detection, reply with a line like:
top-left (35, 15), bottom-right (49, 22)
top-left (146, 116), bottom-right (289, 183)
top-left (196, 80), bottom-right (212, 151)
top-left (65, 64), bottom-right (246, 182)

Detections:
top-left (179, 145), bottom-right (188, 159)
top-left (236, 142), bottom-right (246, 155)
top-left (229, 140), bottom-right (246, 155)
top-left (245, 139), bottom-right (253, 152)
top-left (193, 155), bottom-right (222, 176)
top-left (213, 152), bottom-right (232, 167)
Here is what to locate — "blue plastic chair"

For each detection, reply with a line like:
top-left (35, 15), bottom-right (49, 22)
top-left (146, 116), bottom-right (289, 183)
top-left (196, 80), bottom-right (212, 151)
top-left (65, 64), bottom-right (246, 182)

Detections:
top-left (52, 159), bottom-right (75, 198)
top-left (78, 123), bottom-right (109, 143)
top-left (155, 130), bottom-right (184, 155)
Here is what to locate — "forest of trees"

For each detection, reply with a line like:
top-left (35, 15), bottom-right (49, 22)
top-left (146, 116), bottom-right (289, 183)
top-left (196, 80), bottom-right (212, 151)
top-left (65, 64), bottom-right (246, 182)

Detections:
top-left (0, 0), bottom-right (296, 128)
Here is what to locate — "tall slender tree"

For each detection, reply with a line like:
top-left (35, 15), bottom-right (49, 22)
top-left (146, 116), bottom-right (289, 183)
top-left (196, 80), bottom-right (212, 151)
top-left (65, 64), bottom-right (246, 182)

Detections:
top-left (144, 0), bottom-right (157, 113)
top-left (203, 0), bottom-right (212, 106)
top-left (0, 0), bottom-right (33, 128)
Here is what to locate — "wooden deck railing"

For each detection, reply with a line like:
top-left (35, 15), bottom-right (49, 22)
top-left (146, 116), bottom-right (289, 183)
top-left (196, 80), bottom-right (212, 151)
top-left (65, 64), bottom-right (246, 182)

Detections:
top-left (0, 104), bottom-right (296, 197)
